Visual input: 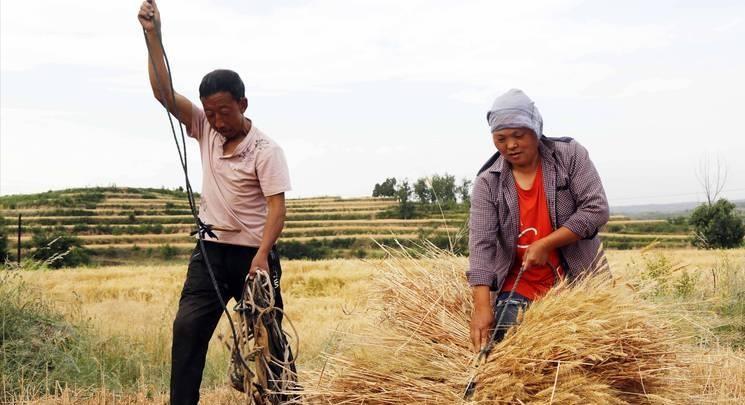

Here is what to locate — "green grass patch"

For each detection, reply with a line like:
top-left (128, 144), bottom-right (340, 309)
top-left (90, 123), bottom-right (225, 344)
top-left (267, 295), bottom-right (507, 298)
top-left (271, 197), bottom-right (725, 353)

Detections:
top-left (633, 251), bottom-right (745, 349)
top-left (0, 272), bottom-right (167, 397)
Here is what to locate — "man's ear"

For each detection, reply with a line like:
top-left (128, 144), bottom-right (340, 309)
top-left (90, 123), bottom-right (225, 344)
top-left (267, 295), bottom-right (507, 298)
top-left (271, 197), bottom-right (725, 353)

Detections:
top-left (239, 97), bottom-right (248, 113)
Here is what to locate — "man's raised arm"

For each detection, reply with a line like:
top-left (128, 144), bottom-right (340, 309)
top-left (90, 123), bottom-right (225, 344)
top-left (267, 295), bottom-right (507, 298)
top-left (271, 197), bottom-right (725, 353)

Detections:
top-left (138, 0), bottom-right (193, 128)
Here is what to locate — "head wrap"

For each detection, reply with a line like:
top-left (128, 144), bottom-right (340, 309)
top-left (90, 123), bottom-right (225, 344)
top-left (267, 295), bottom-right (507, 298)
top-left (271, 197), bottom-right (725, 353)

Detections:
top-left (486, 88), bottom-right (543, 138)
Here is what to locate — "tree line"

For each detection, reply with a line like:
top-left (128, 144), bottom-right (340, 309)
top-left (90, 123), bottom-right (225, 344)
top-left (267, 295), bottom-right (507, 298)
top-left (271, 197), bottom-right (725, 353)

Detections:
top-left (372, 174), bottom-right (472, 219)
top-left (373, 174), bottom-right (472, 204)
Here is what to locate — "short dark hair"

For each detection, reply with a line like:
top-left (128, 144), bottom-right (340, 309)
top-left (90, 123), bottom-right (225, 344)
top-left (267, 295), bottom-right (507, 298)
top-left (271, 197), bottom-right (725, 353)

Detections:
top-left (199, 69), bottom-right (245, 101)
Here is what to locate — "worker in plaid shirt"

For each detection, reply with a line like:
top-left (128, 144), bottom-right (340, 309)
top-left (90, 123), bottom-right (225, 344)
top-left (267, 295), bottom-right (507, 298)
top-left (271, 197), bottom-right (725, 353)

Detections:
top-left (468, 89), bottom-right (610, 352)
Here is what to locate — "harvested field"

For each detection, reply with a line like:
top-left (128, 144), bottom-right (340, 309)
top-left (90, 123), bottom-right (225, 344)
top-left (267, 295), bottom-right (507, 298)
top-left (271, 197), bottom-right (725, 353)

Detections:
top-left (84, 242), bottom-right (196, 250)
top-left (286, 218), bottom-right (454, 227)
top-left (92, 203), bottom-right (190, 209)
top-left (82, 234), bottom-right (444, 249)
top-left (7, 248), bottom-right (743, 403)
top-left (282, 225), bottom-right (461, 234)
top-left (101, 198), bottom-right (185, 204)
top-left (17, 227), bottom-right (460, 245)
top-left (607, 219), bottom-right (667, 224)
top-left (600, 232), bottom-right (690, 240)
top-left (286, 201), bottom-right (396, 208)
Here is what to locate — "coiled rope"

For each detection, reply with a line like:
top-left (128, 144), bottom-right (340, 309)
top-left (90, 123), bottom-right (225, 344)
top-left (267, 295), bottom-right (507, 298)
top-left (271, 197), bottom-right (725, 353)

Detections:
top-left (235, 270), bottom-right (300, 402)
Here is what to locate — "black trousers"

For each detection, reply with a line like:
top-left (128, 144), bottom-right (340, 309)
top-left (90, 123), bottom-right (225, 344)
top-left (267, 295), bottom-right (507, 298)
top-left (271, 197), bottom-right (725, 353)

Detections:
top-left (170, 241), bottom-right (285, 405)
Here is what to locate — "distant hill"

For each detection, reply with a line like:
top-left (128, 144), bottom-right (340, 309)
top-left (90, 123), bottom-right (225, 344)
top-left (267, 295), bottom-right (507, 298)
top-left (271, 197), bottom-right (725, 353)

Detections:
top-left (1, 187), bottom-right (697, 266)
top-left (611, 199), bottom-right (745, 219)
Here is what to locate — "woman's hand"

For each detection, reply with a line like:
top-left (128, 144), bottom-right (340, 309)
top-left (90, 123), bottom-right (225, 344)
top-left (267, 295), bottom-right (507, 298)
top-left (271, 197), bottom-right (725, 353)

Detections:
top-left (522, 238), bottom-right (551, 270)
top-left (522, 227), bottom-right (580, 270)
top-left (470, 286), bottom-right (494, 353)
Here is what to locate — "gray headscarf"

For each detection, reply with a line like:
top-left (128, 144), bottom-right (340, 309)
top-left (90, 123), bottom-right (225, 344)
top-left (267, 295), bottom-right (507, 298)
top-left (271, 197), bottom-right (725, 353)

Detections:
top-left (486, 89), bottom-right (543, 138)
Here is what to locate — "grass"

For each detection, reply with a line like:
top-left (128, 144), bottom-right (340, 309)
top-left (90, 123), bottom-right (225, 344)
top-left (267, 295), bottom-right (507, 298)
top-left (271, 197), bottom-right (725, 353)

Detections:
top-left (0, 272), bottom-right (159, 403)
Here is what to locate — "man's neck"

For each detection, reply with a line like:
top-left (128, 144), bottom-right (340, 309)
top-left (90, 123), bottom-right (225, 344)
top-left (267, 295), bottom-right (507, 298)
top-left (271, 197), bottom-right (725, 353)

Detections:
top-left (222, 118), bottom-right (252, 155)
top-left (241, 116), bottom-right (252, 136)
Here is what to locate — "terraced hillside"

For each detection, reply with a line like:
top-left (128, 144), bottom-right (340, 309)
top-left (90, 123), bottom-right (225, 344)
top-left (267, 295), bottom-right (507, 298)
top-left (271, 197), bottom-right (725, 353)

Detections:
top-left (1, 188), bottom-right (467, 264)
top-left (1, 187), bottom-right (692, 265)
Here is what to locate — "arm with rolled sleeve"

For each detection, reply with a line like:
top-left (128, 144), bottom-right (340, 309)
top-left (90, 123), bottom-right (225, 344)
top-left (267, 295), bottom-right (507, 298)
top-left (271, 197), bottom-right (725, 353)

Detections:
top-left (249, 142), bottom-right (292, 276)
top-left (561, 141), bottom-right (610, 239)
top-left (256, 144), bottom-right (291, 197)
top-left (467, 176), bottom-right (500, 287)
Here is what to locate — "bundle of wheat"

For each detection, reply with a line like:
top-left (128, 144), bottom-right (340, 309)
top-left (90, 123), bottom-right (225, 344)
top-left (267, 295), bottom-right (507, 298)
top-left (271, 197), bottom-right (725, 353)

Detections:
top-left (473, 275), bottom-right (687, 404)
top-left (302, 244), bottom-right (735, 404)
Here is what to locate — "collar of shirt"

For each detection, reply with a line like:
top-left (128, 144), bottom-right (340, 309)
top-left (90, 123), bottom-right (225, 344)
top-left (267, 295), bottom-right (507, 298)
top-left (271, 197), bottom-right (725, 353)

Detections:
top-left (218, 123), bottom-right (257, 160)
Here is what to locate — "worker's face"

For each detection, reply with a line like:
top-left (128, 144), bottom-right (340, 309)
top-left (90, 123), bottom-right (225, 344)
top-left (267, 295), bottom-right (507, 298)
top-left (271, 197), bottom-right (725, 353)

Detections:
top-left (492, 127), bottom-right (539, 168)
top-left (200, 91), bottom-right (248, 139)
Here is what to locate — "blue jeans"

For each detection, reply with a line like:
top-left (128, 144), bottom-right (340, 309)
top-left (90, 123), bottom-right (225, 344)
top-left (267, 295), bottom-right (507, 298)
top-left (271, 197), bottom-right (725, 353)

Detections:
top-left (492, 291), bottom-right (531, 342)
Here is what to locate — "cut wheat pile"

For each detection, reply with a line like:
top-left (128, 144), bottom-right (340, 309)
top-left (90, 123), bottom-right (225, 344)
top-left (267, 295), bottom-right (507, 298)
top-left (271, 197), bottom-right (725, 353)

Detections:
top-left (301, 245), bottom-right (744, 404)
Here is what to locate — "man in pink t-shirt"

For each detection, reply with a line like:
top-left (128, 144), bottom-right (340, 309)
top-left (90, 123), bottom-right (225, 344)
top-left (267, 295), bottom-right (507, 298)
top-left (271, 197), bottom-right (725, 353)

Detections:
top-left (139, 2), bottom-right (292, 404)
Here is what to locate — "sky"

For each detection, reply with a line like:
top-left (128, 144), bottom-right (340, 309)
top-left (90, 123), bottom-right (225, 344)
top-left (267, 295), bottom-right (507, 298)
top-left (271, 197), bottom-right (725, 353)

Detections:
top-left (1, 0), bottom-right (744, 206)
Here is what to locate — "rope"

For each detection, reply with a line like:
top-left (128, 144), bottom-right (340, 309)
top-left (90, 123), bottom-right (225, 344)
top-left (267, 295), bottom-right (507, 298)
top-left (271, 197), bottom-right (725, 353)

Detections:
top-left (236, 271), bottom-right (300, 402)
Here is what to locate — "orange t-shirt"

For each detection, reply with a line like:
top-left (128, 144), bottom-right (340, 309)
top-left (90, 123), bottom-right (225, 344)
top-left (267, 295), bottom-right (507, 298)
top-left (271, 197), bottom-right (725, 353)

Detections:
top-left (501, 163), bottom-right (563, 300)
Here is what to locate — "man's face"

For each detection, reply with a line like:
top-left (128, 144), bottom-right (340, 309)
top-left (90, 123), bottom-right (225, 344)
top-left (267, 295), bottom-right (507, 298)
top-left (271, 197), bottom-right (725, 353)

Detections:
top-left (200, 91), bottom-right (248, 139)
top-left (492, 127), bottom-right (539, 167)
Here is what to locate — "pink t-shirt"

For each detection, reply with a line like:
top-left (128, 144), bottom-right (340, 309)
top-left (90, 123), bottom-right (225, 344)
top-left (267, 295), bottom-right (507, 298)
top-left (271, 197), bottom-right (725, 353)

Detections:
top-left (187, 104), bottom-right (291, 247)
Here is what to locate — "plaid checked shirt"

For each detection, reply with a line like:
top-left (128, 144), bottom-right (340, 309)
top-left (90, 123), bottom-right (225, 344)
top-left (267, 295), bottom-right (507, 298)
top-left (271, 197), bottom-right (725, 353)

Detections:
top-left (467, 137), bottom-right (609, 289)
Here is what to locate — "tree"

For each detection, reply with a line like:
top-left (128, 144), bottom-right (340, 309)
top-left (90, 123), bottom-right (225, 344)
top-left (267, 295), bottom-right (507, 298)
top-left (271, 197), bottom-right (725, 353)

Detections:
top-left (413, 178), bottom-right (433, 203)
top-left (689, 199), bottom-right (745, 249)
top-left (430, 174), bottom-right (457, 204)
top-left (372, 177), bottom-right (398, 197)
top-left (395, 180), bottom-right (415, 219)
top-left (696, 154), bottom-right (727, 205)
top-left (456, 178), bottom-right (472, 204)
top-left (30, 232), bottom-right (90, 268)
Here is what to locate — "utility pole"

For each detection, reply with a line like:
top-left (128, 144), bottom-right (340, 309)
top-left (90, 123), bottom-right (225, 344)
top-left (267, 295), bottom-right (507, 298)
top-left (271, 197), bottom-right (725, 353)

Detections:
top-left (17, 214), bottom-right (21, 265)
